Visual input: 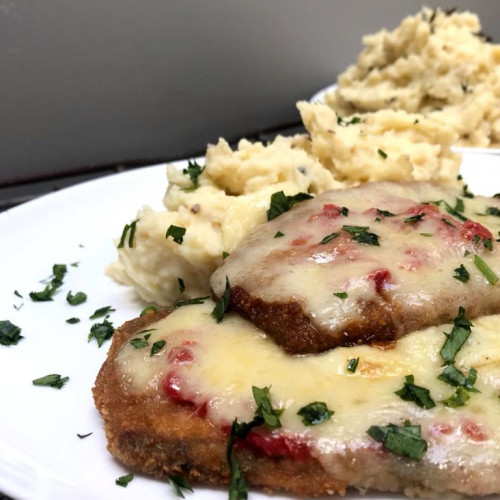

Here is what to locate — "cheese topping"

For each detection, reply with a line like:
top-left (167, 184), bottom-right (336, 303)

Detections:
top-left (210, 182), bottom-right (500, 350)
top-left (117, 302), bottom-right (500, 491)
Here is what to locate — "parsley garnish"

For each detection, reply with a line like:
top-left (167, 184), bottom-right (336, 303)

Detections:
top-left (441, 387), bottom-right (470, 407)
top-left (252, 386), bottom-right (283, 428)
top-left (266, 191), bottom-right (313, 221)
top-left (140, 305), bottom-right (158, 316)
top-left (130, 337), bottom-right (149, 349)
top-left (319, 232), bottom-right (339, 245)
top-left (395, 375), bottom-right (436, 409)
top-left (367, 421), bottom-right (427, 461)
top-left (222, 251), bottom-right (230, 259)
top-left (438, 364), bottom-right (479, 393)
top-left (88, 319), bottom-right (114, 347)
top-left (484, 238), bottom-right (493, 251)
top-left (453, 264), bottom-right (470, 283)
top-left (0, 320), bottom-right (23, 346)
top-left (14, 290), bottom-right (23, 298)
top-left (77, 432), bottom-right (93, 439)
top-left (377, 148), bottom-right (388, 159)
top-left (174, 296), bottom-right (210, 308)
top-left (336, 114), bottom-right (361, 126)
top-left (274, 231), bottom-right (285, 238)
top-left (117, 219), bottom-right (139, 249)
top-left (115, 473), bottom-right (134, 487)
top-left (66, 291), bottom-right (87, 306)
top-left (182, 160), bottom-right (205, 191)
top-left (168, 474), bottom-right (193, 498)
top-left (150, 340), bottom-right (166, 356)
top-left (443, 201), bottom-right (467, 222)
top-left (32, 374), bottom-right (69, 389)
top-left (29, 264), bottom-right (67, 301)
top-left (485, 206), bottom-right (500, 217)
top-left (177, 277), bottom-right (185, 293)
top-left (347, 357), bottom-right (359, 372)
top-left (334, 291), bottom-right (348, 300)
top-left (473, 255), bottom-right (499, 285)
top-left (66, 317), bottom-right (80, 324)
top-left (340, 206), bottom-right (349, 216)
top-left (440, 307), bottom-right (473, 365)
top-left (211, 276), bottom-right (230, 323)
top-left (420, 232), bottom-right (433, 237)
top-left (166, 225), bottom-right (186, 244)
top-left (297, 401), bottom-right (334, 426)
top-left (376, 209), bottom-right (394, 217)
top-left (462, 185), bottom-right (475, 199)
top-left (404, 213), bottom-right (425, 224)
top-left (342, 225), bottom-right (380, 246)
top-left (89, 306), bottom-right (115, 319)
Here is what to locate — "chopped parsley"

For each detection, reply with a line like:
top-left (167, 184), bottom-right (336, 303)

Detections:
top-left (14, 290), bottom-right (23, 298)
top-left (117, 219), bottom-right (139, 249)
top-left (29, 264), bottom-right (67, 302)
top-left (274, 231), bottom-right (285, 238)
top-left (297, 401), bottom-right (334, 426)
top-left (395, 375), bottom-right (436, 409)
top-left (376, 209), bottom-right (394, 217)
top-left (443, 200), bottom-right (467, 222)
top-left (182, 160), bottom-right (205, 191)
top-left (441, 387), bottom-right (470, 408)
top-left (88, 319), bottom-right (114, 347)
top-left (89, 306), bottom-right (115, 319)
top-left (342, 225), bottom-right (380, 246)
top-left (367, 421), bottom-right (427, 461)
top-left (115, 473), bottom-right (134, 487)
top-left (439, 307), bottom-right (473, 365)
top-left (437, 364), bottom-right (479, 393)
top-left (177, 277), bottom-right (185, 293)
top-left (473, 254), bottom-right (499, 285)
top-left (340, 206), bottom-right (349, 216)
top-left (266, 191), bottom-right (313, 221)
top-left (319, 232), bottom-right (339, 245)
top-left (377, 148), bottom-right (388, 159)
top-left (462, 184), bottom-right (475, 199)
top-left (485, 206), bottom-right (500, 217)
top-left (211, 276), bottom-right (230, 323)
top-left (252, 386), bottom-right (283, 428)
top-left (336, 114), bottom-right (361, 126)
top-left (222, 251), bottom-right (230, 259)
top-left (166, 225), bottom-right (186, 244)
top-left (347, 357), bottom-right (359, 373)
top-left (420, 232), bottom-right (433, 237)
top-left (66, 291), bottom-right (87, 306)
top-left (66, 317), bottom-right (80, 324)
top-left (484, 238), bottom-right (493, 251)
top-left (140, 305), bottom-right (158, 316)
top-left (174, 296), bottom-right (210, 308)
top-left (404, 213), bottom-right (425, 224)
top-left (168, 474), bottom-right (193, 498)
top-left (77, 432), bottom-right (93, 439)
top-left (32, 374), bottom-right (69, 389)
top-left (453, 264), bottom-right (470, 283)
top-left (150, 340), bottom-right (166, 356)
top-left (334, 291), bottom-right (348, 300)
top-left (0, 320), bottom-right (23, 346)
top-left (130, 337), bottom-right (149, 349)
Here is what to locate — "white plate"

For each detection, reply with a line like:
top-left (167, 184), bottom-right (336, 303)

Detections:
top-left (1, 155), bottom-right (500, 500)
top-left (310, 84), bottom-right (500, 156)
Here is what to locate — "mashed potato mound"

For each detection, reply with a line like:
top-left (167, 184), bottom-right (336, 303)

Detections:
top-left (298, 101), bottom-right (460, 184)
top-left (325, 8), bottom-right (500, 147)
top-left (107, 86), bottom-right (461, 306)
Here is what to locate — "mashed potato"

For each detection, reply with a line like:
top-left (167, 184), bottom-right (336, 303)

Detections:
top-left (107, 102), bottom-right (461, 306)
top-left (325, 7), bottom-right (500, 147)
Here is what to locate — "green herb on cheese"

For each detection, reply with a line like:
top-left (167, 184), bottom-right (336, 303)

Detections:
top-left (177, 277), bottom-right (185, 293)
top-left (175, 296), bottom-right (210, 308)
top-left (297, 401), bottom-right (334, 426)
top-left (211, 276), bottom-right (230, 323)
top-left (150, 340), bottom-right (166, 356)
top-left (453, 264), bottom-right (470, 283)
top-left (473, 255), bottom-right (499, 285)
top-left (347, 357), bottom-right (359, 373)
top-left (342, 225), bottom-right (380, 246)
top-left (274, 231), bottom-right (285, 238)
top-left (252, 386), bottom-right (283, 428)
top-left (439, 307), bottom-right (473, 364)
top-left (319, 232), bottom-right (339, 245)
top-left (441, 387), bottom-right (471, 408)
top-left (395, 375), bottom-right (436, 409)
top-left (377, 148), bottom-right (388, 159)
top-left (334, 291), bottom-right (348, 300)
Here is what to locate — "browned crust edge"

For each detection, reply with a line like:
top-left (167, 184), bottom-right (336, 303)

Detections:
top-left (92, 309), bottom-right (346, 497)
top-left (226, 286), bottom-right (397, 355)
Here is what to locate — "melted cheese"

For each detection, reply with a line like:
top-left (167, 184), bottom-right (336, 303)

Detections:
top-left (117, 302), bottom-right (500, 492)
top-left (211, 182), bottom-right (500, 348)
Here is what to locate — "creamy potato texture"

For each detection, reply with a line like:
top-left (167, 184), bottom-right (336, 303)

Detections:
top-left (326, 8), bottom-right (500, 147)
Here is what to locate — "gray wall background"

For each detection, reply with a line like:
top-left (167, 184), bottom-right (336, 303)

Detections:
top-left (1, 0), bottom-right (499, 185)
